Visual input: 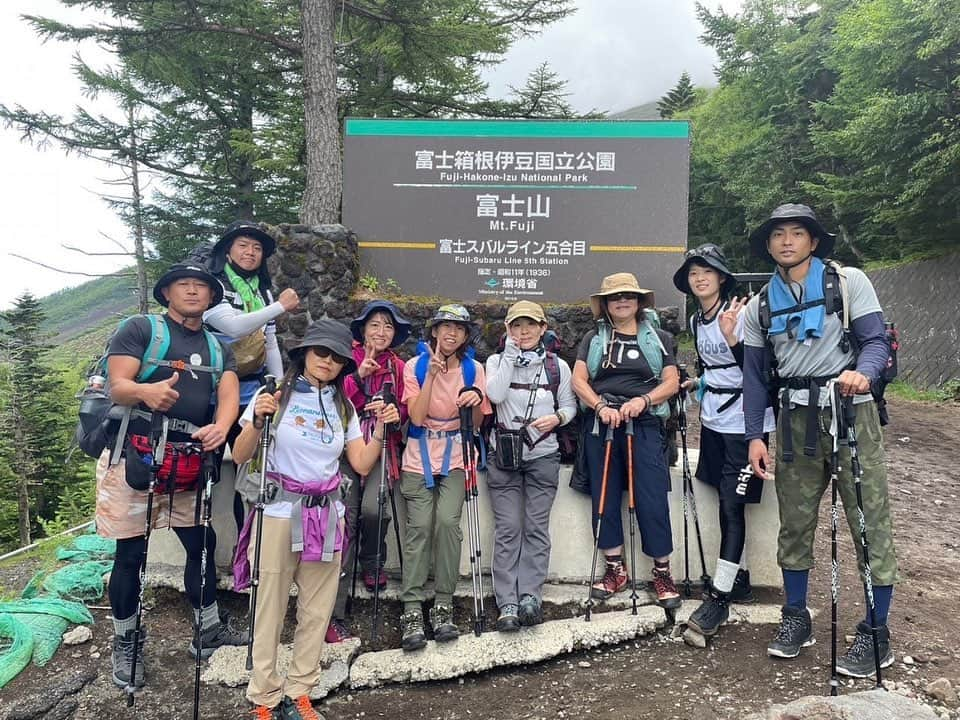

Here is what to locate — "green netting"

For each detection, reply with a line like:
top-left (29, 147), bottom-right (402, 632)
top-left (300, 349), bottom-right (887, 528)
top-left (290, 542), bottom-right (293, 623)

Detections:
top-left (38, 561), bottom-right (113, 601)
top-left (0, 613), bottom-right (35, 689)
top-left (0, 527), bottom-right (112, 685)
top-left (55, 535), bottom-right (116, 562)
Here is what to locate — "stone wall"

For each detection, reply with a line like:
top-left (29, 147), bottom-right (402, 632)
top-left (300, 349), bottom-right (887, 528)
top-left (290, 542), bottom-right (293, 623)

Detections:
top-left (268, 223), bottom-right (682, 365)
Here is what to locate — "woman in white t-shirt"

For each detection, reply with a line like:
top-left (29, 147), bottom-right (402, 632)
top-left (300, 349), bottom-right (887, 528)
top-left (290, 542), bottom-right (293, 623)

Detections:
top-left (672, 244), bottom-right (776, 639)
top-left (231, 319), bottom-right (399, 720)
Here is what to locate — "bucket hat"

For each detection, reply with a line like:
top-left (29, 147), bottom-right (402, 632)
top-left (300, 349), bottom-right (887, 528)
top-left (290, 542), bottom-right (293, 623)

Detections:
top-left (672, 244), bottom-right (736, 295)
top-left (589, 273), bottom-right (655, 319)
top-left (749, 204), bottom-right (836, 265)
top-left (213, 220), bottom-right (277, 258)
top-left (350, 300), bottom-right (412, 347)
top-left (288, 319), bottom-right (358, 376)
top-left (152, 263), bottom-right (224, 308)
top-left (505, 300), bottom-right (547, 325)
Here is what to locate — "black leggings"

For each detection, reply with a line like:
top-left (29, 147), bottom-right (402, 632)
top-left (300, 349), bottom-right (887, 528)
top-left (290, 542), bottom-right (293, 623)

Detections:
top-left (108, 525), bottom-right (218, 620)
top-left (717, 495), bottom-right (746, 565)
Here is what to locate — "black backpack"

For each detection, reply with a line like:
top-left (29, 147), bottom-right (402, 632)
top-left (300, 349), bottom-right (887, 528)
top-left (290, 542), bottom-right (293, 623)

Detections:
top-left (481, 330), bottom-right (578, 465)
top-left (756, 261), bottom-right (899, 425)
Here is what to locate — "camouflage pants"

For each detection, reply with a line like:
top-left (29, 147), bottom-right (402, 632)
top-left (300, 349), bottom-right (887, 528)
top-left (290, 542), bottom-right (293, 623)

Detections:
top-left (775, 400), bottom-right (898, 585)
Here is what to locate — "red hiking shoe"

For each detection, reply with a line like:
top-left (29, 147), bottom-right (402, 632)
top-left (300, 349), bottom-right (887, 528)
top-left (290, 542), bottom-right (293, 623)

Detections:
top-left (362, 568), bottom-right (387, 591)
top-left (324, 618), bottom-right (352, 643)
top-left (652, 566), bottom-right (681, 610)
top-left (591, 559), bottom-right (628, 600)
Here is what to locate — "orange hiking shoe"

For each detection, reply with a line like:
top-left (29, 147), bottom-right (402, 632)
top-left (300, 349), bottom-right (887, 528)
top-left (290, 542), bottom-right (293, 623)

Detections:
top-left (279, 695), bottom-right (324, 720)
top-left (250, 703), bottom-right (278, 720)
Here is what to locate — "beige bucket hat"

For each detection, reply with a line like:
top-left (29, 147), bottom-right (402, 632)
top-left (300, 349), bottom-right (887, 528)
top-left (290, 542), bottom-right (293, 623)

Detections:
top-left (589, 272), bottom-right (655, 319)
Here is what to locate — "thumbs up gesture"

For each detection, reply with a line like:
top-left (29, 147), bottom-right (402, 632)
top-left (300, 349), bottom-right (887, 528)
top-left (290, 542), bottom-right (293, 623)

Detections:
top-left (144, 371), bottom-right (181, 412)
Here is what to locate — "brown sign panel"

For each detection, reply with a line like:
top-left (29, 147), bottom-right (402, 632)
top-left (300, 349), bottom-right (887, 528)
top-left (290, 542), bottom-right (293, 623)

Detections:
top-left (342, 119), bottom-right (690, 305)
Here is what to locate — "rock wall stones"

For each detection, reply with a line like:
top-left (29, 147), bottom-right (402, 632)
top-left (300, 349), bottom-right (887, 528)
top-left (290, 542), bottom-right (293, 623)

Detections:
top-left (268, 224), bottom-right (682, 366)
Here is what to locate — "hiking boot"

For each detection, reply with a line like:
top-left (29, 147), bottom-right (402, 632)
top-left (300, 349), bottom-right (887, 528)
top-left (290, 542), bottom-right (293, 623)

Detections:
top-left (730, 568), bottom-right (755, 604)
top-left (429, 604), bottom-right (460, 643)
top-left (686, 586), bottom-right (730, 636)
top-left (400, 609), bottom-right (427, 651)
top-left (767, 605), bottom-right (815, 658)
top-left (496, 604), bottom-right (521, 633)
top-left (362, 567), bottom-right (388, 591)
top-left (111, 629), bottom-right (147, 688)
top-left (278, 695), bottom-right (324, 720)
top-left (651, 566), bottom-right (682, 610)
top-left (591, 559), bottom-right (628, 600)
top-left (836, 621), bottom-right (894, 678)
top-left (518, 594), bottom-right (543, 627)
top-left (190, 620), bottom-right (249, 659)
top-left (250, 704), bottom-right (279, 720)
top-left (324, 617), bottom-right (352, 644)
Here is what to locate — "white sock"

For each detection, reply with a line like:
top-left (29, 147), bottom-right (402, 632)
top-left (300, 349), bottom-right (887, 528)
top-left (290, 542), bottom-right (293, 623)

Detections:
top-left (713, 559), bottom-right (739, 593)
top-left (113, 613), bottom-right (138, 637)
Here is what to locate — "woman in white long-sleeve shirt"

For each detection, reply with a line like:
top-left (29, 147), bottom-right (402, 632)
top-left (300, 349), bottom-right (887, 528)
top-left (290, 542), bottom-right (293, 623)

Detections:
top-left (203, 220), bottom-right (300, 528)
top-left (484, 301), bottom-right (577, 631)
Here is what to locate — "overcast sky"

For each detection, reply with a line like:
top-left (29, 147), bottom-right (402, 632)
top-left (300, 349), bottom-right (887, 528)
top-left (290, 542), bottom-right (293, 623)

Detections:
top-left (0, 0), bottom-right (742, 310)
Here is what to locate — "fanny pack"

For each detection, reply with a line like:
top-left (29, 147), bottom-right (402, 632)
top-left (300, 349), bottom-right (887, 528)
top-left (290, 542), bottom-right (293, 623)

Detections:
top-left (124, 434), bottom-right (204, 493)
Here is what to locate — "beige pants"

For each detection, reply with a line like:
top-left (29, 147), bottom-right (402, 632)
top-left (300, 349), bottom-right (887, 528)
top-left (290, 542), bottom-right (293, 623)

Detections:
top-left (245, 515), bottom-right (341, 707)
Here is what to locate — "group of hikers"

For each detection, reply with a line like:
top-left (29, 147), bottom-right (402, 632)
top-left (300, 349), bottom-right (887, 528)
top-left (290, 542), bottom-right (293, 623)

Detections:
top-left (90, 203), bottom-right (898, 719)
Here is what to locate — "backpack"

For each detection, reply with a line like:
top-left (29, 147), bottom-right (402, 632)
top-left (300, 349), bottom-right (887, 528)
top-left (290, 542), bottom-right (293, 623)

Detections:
top-left (74, 314), bottom-right (224, 462)
top-left (756, 261), bottom-right (899, 425)
top-left (184, 240), bottom-right (217, 271)
top-left (584, 308), bottom-right (670, 418)
top-left (482, 331), bottom-right (578, 465)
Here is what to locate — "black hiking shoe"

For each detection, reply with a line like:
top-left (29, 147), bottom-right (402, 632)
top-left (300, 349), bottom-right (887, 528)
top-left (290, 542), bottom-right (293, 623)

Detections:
top-left (496, 604), bottom-right (521, 633)
top-left (112, 629), bottom-right (147, 688)
top-left (730, 569), bottom-right (756, 604)
top-left (518, 594), bottom-right (543, 627)
top-left (767, 605), bottom-right (815, 658)
top-left (686, 587), bottom-right (730, 636)
top-left (429, 604), bottom-right (460, 643)
top-left (400, 609), bottom-right (427, 651)
top-left (190, 620), bottom-right (249, 659)
top-left (836, 620), bottom-right (894, 678)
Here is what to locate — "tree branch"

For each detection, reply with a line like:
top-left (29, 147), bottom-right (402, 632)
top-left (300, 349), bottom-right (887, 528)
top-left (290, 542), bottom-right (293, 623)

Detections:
top-left (8, 254), bottom-right (135, 278)
top-left (61, 243), bottom-right (133, 257)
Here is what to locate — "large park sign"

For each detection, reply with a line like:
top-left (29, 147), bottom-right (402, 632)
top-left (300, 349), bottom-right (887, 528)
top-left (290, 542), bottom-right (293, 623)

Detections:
top-left (343, 118), bottom-right (690, 304)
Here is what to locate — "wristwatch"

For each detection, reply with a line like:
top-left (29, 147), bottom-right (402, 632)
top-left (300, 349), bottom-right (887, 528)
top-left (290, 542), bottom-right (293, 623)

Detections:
top-left (555, 410), bottom-right (564, 424)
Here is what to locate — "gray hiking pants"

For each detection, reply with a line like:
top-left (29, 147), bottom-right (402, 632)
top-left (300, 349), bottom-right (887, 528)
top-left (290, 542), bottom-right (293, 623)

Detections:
top-left (486, 453), bottom-right (560, 608)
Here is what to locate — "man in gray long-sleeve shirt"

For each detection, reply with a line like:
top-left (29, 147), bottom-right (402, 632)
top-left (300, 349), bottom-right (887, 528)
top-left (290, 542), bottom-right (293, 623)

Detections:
top-left (741, 204), bottom-right (897, 678)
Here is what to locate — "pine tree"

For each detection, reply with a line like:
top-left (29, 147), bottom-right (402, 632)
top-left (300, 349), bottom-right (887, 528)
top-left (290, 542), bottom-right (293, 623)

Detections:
top-left (657, 71), bottom-right (696, 118)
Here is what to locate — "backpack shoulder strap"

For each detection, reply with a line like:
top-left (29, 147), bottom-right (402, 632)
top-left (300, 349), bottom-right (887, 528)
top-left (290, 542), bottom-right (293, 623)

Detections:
top-left (544, 352), bottom-right (561, 410)
top-left (585, 325), bottom-right (607, 379)
top-left (138, 314), bottom-right (170, 382)
top-left (823, 260), bottom-right (849, 330)
top-left (462, 348), bottom-right (477, 388)
top-left (201, 328), bottom-right (224, 385)
top-left (757, 283), bottom-right (772, 333)
top-left (414, 347), bottom-right (430, 387)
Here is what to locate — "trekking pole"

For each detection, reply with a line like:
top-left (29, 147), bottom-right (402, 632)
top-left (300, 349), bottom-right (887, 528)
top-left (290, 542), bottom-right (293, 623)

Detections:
top-left (624, 418), bottom-right (639, 615)
top-left (677, 365), bottom-right (711, 594)
top-left (346, 479), bottom-right (362, 616)
top-left (842, 393), bottom-right (884, 688)
top-left (389, 486), bottom-right (403, 572)
top-left (125, 412), bottom-right (169, 706)
top-left (193, 452), bottom-right (217, 720)
top-left (829, 383), bottom-right (842, 697)
top-left (585, 421), bottom-right (615, 622)
top-left (245, 375), bottom-right (276, 672)
top-left (370, 381), bottom-right (396, 643)
top-left (458, 390), bottom-right (485, 636)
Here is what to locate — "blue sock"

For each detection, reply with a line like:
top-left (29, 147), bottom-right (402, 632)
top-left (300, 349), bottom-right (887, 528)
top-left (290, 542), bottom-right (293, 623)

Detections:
top-left (865, 585), bottom-right (893, 627)
top-left (782, 569), bottom-right (809, 610)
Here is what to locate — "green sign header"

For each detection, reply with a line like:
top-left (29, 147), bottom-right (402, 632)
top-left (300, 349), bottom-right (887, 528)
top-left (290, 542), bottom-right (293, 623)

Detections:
top-left (345, 118), bottom-right (690, 139)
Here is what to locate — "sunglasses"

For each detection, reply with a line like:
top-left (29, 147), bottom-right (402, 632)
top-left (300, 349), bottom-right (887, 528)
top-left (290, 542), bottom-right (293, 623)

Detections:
top-left (309, 347), bottom-right (349, 365)
top-left (606, 292), bottom-right (640, 302)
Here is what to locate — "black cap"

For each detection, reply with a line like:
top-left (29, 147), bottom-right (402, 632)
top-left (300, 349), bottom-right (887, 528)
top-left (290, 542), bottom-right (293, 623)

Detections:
top-left (749, 204), bottom-right (836, 265)
top-left (288, 319), bottom-right (358, 376)
top-left (673, 244), bottom-right (736, 295)
top-left (213, 220), bottom-right (277, 259)
top-left (152, 263), bottom-right (224, 308)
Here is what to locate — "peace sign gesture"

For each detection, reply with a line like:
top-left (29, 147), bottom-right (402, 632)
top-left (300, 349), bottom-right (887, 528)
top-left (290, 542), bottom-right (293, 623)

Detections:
top-left (425, 340), bottom-right (447, 377)
top-left (719, 295), bottom-right (748, 346)
top-left (357, 340), bottom-right (380, 379)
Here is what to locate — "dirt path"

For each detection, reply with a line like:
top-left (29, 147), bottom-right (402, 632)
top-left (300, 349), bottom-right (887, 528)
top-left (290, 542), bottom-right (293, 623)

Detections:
top-left (2, 397), bottom-right (959, 720)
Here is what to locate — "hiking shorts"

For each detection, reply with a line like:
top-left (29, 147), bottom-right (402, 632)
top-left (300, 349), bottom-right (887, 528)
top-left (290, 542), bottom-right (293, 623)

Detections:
top-left (696, 427), bottom-right (764, 504)
top-left (775, 400), bottom-right (898, 585)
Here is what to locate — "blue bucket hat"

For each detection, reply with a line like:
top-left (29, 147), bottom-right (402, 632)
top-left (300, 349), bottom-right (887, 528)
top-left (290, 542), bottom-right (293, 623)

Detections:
top-left (349, 300), bottom-right (412, 347)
